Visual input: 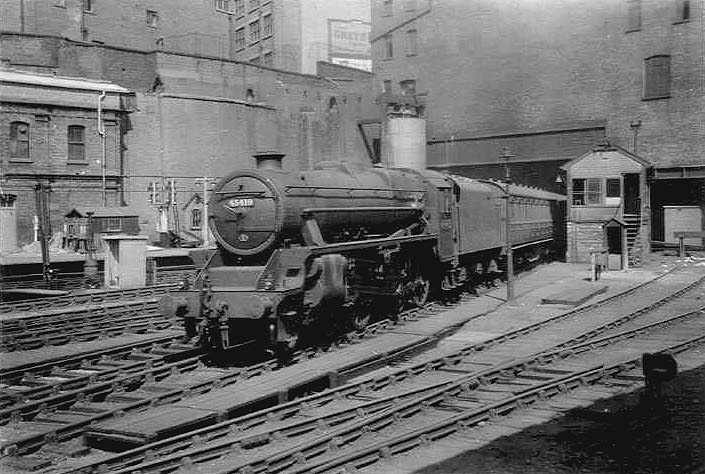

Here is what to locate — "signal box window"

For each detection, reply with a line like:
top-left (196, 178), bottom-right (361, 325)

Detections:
top-left (644, 55), bottom-right (670, 100)
top-left (572, 178), bottom-right (603, 206)
top-left (605, 178), bottom-right (621, 205)
top-left (10, 121), bottom-right (30, 161)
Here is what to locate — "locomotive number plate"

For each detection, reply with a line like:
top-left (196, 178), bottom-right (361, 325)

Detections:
top-left (227, 198), bottom-right (255, 209)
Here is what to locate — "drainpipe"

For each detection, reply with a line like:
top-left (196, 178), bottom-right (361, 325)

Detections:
top-left (98, 91), bottom-right (107, 206)
top-left (20, 0), bottom-right (25, 33)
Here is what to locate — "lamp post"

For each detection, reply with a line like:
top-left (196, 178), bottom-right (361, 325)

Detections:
top-left (501, 147), bottom-right (515, 304)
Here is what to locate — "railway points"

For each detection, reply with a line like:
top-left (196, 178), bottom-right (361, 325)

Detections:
top-left (1, 261), bottom-right (701, 474)
top-left (44, 263), bottom-right (705, 474)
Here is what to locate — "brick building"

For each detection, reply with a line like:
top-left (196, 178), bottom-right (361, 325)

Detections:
top-left (0, 31), bottom-right (378, 242)
top-left (371, 0), bottom-right (705, 247)
top-left (0, 69), bottom-right (133, 249)
top-left (0, 0), bottom-right (371, 74)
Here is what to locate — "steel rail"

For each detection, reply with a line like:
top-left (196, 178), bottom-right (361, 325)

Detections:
top-left (98, 299), bottom-right (705, 474)
top-left (0, 284), bottom-right (178, 315)
top-left (292, 332), bottom-right (705, 474)
top-left (1, 310), bottom-right (175, 352)
top-left (0, 333), bottom-right (185, 383)
top-left (124, 304), bottom-right (705, 474)
top-left (0, 296), bottom-right (455, 458)
top-left (71, 271), bottom-right (703, 474)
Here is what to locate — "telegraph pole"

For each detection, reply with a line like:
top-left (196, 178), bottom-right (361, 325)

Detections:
top-left (501, 147), bottom-right (515, 304)
top-left (195, 177), bottom-right (216, 248)
top-left (34, 180), bottom-right (52, 283)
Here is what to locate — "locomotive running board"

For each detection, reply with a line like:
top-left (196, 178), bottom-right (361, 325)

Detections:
top-left (307, 234), bottom-right (438, 255)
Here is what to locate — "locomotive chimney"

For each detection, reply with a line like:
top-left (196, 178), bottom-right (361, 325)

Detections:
top-left (253, 151), bottom-right (285, 170)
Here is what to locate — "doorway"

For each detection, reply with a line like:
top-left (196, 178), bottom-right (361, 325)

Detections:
top-left (624, 173), bottom-right (640, 214)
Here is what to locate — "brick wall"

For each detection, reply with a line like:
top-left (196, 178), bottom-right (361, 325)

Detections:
top-left (372, 0), bottom-right (705, 171)
top-left (0, 102), bottom-right (124, 245)
top-left (567, 221), bottom-right (604, 263)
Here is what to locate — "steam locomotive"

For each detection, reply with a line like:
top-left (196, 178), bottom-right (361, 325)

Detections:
top-left (164, 155), bottom-right (565, 355)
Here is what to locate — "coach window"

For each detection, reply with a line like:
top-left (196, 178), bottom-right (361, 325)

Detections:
top-left (10, 121), bottom-right (30, 161)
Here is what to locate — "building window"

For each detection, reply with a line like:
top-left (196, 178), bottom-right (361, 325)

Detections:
top-left (675, 0), bottom-right (690, 22)
top-left (68, 125), bottom-right (85, 162)
top-left (83, 0), bottom-right (92, 12)
top-left (234, 0), bottom-right (244, 16)
top-left (235, 27), bottom-right (245, 49)
top-left (215, 0), bottom-right (232, 13)
top-left (400, 79), bottom-right (416, 96)
top-left (383, 0), bottom-right (393, 16)
top-left (626, 0), bottom-right (641, 31)
top-left (406, 29), bottom-right (418, 56)
top-left (146, 10), bottom-right (159, 28)
top-left (572, 178), bottom-right (603, 206)
top-left (405, 0), bottom-right (416, 11)
top-left (644, 55), bottom-right (670, 99)
top-left (250, 19), bottom-right (261, 43)
top-left (249, 56), bottom-right (260, 65)
top-left (384, 34), bottom-right (393, 58)
top-left (263, 51), bottom-right (274, 65)
top-left (191, 208), bottom-right (202, 230)
top-left (9, 121), bottom-right (30, 160)
top-left (107, 217), bottom-right (122, 232)
top-left (605, 178), bottom-right (621, 198)
top-left (383, 80), bottom-right (392, 93)
top-left (263, 14), bottom-right (273, 37)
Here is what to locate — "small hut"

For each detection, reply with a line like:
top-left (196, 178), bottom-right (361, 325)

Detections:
top-left (63, 207), bottom-right (140, 252)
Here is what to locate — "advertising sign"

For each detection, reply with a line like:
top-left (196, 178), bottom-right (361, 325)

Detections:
top-left (328, 19), bottom-right (371, 59)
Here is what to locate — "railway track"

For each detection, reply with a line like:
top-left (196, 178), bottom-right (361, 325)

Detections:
top-left (0, 303), bottom-right (176, 352)
top-left (26, 268), bottom-right (703, 474)
top-left (89, 301), bottom-right (705, 474)
top-left (0, 296), bottom-right (459, 460)
top-left (0, 285), bottom-right (178, 316)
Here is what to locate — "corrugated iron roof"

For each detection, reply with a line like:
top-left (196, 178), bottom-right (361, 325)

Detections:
top-left (0, 69), bottom-right (130, 94)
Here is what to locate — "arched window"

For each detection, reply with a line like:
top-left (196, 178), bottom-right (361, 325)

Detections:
top-left (68, 125), bottom-right (86, 161)
top-left (328, 97), bottom-right (338, 112)
top-left (9, 121), bottom-right (30, 160)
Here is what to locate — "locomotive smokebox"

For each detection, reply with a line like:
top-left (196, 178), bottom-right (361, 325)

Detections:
top-left (254, 151), bottom-right (285, 170)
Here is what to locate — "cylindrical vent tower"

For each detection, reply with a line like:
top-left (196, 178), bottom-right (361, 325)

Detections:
top-left (384, 116), bottom-right (427, 170)
top-left (0, 194), bottom-right (18, 253)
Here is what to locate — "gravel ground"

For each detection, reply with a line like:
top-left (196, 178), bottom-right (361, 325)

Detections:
top-left (414, 364), bottom-right (705, 474)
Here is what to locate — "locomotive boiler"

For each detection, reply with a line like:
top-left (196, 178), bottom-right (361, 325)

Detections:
top-left (164, 153), bottom-right (565, 356)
